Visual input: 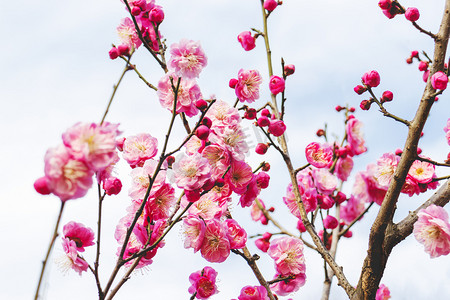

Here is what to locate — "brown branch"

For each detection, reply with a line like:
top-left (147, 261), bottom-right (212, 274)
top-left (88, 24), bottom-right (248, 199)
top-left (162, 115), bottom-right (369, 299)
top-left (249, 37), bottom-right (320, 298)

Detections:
top-left (352, 2), bottom-right (450, 298)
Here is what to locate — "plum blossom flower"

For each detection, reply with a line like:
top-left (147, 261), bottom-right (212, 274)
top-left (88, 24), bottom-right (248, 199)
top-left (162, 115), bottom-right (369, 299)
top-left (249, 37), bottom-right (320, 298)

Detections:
top-left (268, 237), bottom-right (306, 276)
top-left (312, 168), bottom-right (338, 195)
top-left (376, 284), bottom-right (391, 300)
top-left (200, 219), bottom-right (230, 263)
top-left (235, 69), bottom-right (263, 103)
top-left (206, 100), bottom-right (241, 131)
top-left (44, 145), bottom-right (93, 201)
top-left (413, 204), bottom-right (450, 258)
top-left (335, 156), bottom-right (354, 181)
top-left (144, 182), bottom-right (175, 221)
top-left (209, 127), bottom-right (249, 161)
top-left (237, 31), bottom-right (256, 51)
top-left (269, 75), bottom-right (285, 95)
top-left (340, 195), bottom-right (366, 224)
top-left (188, 266), bottom-right (219, 299)
top-left (346, 118), bottom-right (367, 156)
top-left (224, 219), bottom-right (247, 249)
top-left (129, 159), bottom-right (166, 200)
top-left (431, 71), bottom-right (448, 90)
top-left (173, 153), bottom-right (211, 191)
top-left (183, 215), bottom-right (206, 252)
top-left (188, 195), bottom-right (224, 220)
top-left (270, 272), bottom-right (306, 296)
top-left (157, 73), bottom-right (202, 117)
top-left (374, 152), bottom-right (400, 187)
top-left (117, 17), bottom-right (142, 50)
top-left (305, 142), bottom-right (333, 168)
top-left (62, 122), bottom-right (120, 172)
top-left (169, 39), bottom-right (207, 79)
top-left (59, 238), bottom-right (89, 275)
top-left (62, 221), bottom-right (95, 252)
top-left (225, 160), bottom-right (254, 193)
top-left (408, 160), bottom-right (435, 184)
top-left (238, 285), bottom-right (269, 300)
top-left (122, 133), bottom-right (158, 167)
top-left (444, 118), bottom-right (450, 145)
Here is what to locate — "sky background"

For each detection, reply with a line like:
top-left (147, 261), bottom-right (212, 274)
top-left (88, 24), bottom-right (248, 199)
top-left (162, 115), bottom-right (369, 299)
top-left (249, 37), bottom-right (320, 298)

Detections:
top-left (1, 0), bottom-right (450, 299)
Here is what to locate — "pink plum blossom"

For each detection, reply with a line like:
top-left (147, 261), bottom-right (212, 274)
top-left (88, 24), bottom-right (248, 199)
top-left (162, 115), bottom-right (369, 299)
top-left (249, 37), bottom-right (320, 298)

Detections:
top-left (59, 238), bottom-right (89, 275)
top-left (188, 266), bottom-right (218, 299)
top-left (408, 160), bottom-right (435, 184)
top-left (183, 215), bottom-right (206, 252)
top-left (62, 122), bottom-right (120, 172)
top-left (374, 152), bottom-right (400, 187)
top-left (209, 127), bottom-right (249, 161)
top-left (239, 176), bottom-right (260, 208)
top-left (200, 219), bottom-right (230, 263)
top-left (346, 118), bottom-right (367, 156)
top-left (188, 195), bottom-right (224, 220)
top-left (335, 156), bottom-right (354, 181)
top-left (44, 145), bottom-right (93, 201)
top-left (144, 182), bottom-right (175, 221)
top-left (255, 232), bottom-right (272, 252)
top-left (270, 273), bottom-right (306, 296)
top-left (323, 215), bottom-right (339, 229)
top-left (173, 153), bottom-right (211, 191)
top-left (269, 75), bottom-right (285, 95)
top-left (413, 204), bottom-right (450, 258)
top-left (376, 284), bottom-right (391, 300)
top-left (250, 198), bottom-right (265, 222)
top-left (62, 221), bottom-right (95, 252)
top-left (237, 31), bottom-right (256, 51)
top-left (235, 69), bottom-right (263, 103)
top-left (122, 133), bottom-right (158, 167)
top-left (312, 168), bottom-right (338, 195)
top-left (157, 73), bottom-right (202, 117)
top-left (431, 71), bottom-right (448, 90)
top-left (340, 195), bottom-right (366, 224)
top-left (117, 17), bottom-right (142, 49)
top-left (169, 39), bottom-right (207, 79)
top-left (268, 236), bottom-right (306, 276)
top-left (206, 100), bottom-right (241, 131)
top-left (129, 159), bottom-right (166, 200)
top-left (238, 285), bottom-right (269, 300)
top-left (224, 219), bottom-right (247, 249)
top-left (225, 160), bottom-right (254, 193)
top-left (444, 118), bottom-right (450, 145)
top-left (305, 142), bottom-right (333, 168)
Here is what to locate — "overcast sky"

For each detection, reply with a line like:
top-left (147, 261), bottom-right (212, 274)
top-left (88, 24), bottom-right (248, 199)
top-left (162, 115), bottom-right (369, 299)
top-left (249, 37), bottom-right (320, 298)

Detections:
top-left (1, 0), bottom-right (449, 299)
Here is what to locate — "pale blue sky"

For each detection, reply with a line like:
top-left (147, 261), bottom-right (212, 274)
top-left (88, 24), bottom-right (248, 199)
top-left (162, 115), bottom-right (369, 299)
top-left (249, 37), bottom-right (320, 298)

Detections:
top-left (1, 0), bottom-right (449, 299)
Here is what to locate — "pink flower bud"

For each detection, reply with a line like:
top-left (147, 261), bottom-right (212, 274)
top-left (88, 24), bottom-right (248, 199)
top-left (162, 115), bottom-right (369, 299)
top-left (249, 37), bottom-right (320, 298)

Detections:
top-left (116, 137), bottom-right (126, 151)
top-left (202, 179), bottom-right (215, 191)
top-left (149, 6), bottom-right (165, 24)
top-left (420, 132), bottom-right (424, 137)
top-left (244, 108), bottom-right (257, 120)
top-left (255, 143), bottom-right (269, 155)
top-left (417, 147), bottom-right (422, 155)
top-left (395, 148), bottom-right (402, 155)
top-left (109, 47), bottom-right (119, 60)
top-left (418, 61), bottom-right (428, 71)
top-left (260, 108), bottom-right (270, 117)
top-left (229, 78), bottom-right (238, 88)
top-left (237, 31), bottom-right (256, 51)
top-left (256, 172), bottom-right (270, 189)
top-left (378, 0), bottom-right (391, 9)
top-left (431, 71), bottom-right (448, 90)
top-left (316, 129), bottom-right (325, 137)
top-left (406, 57), bottom-right (413, 64)
top-left (195, 99), bottom-right (208, 111)
top-left (354, 85), bottom-right (367, 95)
top-left (201, 117), bottom-right (212, 128)
top-left (268, 119), bottom-right (286, 137)
top-left (34, 176), bottom-right (51, 195)
top-left (411, 50), bottom-right (419, 58)
top-left (382, 7), bottom-right (398, 19)
top-left (323, 215), bottom-right (339, 229)
top-left (269, 75), bottom-right (286, 95)
top-left (344, 230), bottom-right (353, 238)
top-left (319, 195), bottom-right (334, 210)
top-left (255, 237), bottom-right (270, 252)
top-left (262, 162), bottom-right (270, 171)
top-left (335, 105), bottom-right (343, 112)
top-left (185, 189), bottom-right (201, 202)
top-left (334, 191), bottom-right (347, 204)
top-left (423, 69), bottom-right (430, 82)
top-left (117, 44), bottom-right (130, 56)
top-left (268, 207), bottom-right (275, 212)
top-left (349, 107), bottom-right (356, 113)
top-left (257, 116), bottom-right (270, 127)
top-left (264, 0), bottom-right (278, 12)
top-left (362, 70), bottom-right (381, 88)
top-left (297, 220), bottom-right (306, 233)
top-left (166, 155), bottom-right (175, 167)
top-left (196, 125), bottom-right (210, 140)
top-left (284, 64), bottom-right (295, 76)
top-left (381, 90), bottom-right (394, 103)
top-left (360, 100), bottom-right (372, 111)
top-left (103, 177), bottom-right (122, 195)
top-left (131, 6), bottom-right (141, 16)
top-left (405, 7), bottom-right (420, 22)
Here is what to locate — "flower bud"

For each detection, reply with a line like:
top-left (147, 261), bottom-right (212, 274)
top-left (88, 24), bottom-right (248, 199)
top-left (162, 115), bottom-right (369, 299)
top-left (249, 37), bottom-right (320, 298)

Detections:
top-left (395, 148), bottom-right (403, 156)
top-left (237, 31), bottom-right (256, 52)
top-left (116, 137), bottom-right (126, 151)
top-left (255, 143), bottom-right (269, 155)
top-left (349, 107), bottom-right (356, 113)
top-left (418, 61), bottom-right (428, 71)
top-left (423, 69), bottom-right (430, 83)
top-left (284, 64), bottom-right (295, 76)
top-left (378, 0), bottom-right (391, 9)
top-left (109, 47), bottom-right (119, 60)
top-left (34, 176), bottom-right (51, 195)
top-left (260, 108), bottom-right (270, 117)
top-left (268, 119), bottom-right (286, 136)
top-left (117, 44), bottom-right (130, 56)
top-left (316, 129), bottom-right (325, 137)
top-left (166, 155), bottom-right (175, 167)
top-left (319, 195), bottom-right (334, 210)
top-left (262, 162), bottom-right (271, 171)
top-left (263, 0), bottom-right (278, 12)
top-left (381, 90), bottom-right (394, 103)
top-left (196, 125), bottom-right (210, 140)
top-left (201, 117), bottom-right (212, 128)
top-left (335, 105), bottom-right (343, 112)
top-left (353, 85), bottom-right (367, 95)
top-left (360, 99), bottom-right (372, 111)
top-left (257, 116), bottom-right (270, 127)
top-left (149, 6), bottom-right (165, 24)
top-left (229, 78), bottom-right (238, 88)
top-left (269, 75), bottom-right (285, 95)
top-left (215, 178), bottom-right (225, 187)
top-left (103, 177), bottom-right (122, 196)
top-left (268, 207), bottom-right (275, 212)
top-left (185, 189), bottom-right (201, 203)
top-left (131, 6), bottom-right (141, 16)
top-left (344, 230), bottom-right (353, 238)
top-left (362, 70), bottom-right (381, 88)
top-left (256, 172), bottom-right (270, 189)
top-left (297, 220), bottom-right (306, 233)
top-left (324, 215), bottom-right (339, 229)
top-left (411, 50), bottom-right (419, 58)
top-left (334, 191), bottom-right (347, 204)
top-left (406, 57), bottom-right (413, 64)
top-left (431, 71), bottom-right (449, 90)
top-left (405, 7), bottom-right (420, 22)
top-left (195, 99), bottom-right (208, 111)
top-left (244, 108), bottom-right (257, 120)
top-left (417, 147), bottom-right (422, 155)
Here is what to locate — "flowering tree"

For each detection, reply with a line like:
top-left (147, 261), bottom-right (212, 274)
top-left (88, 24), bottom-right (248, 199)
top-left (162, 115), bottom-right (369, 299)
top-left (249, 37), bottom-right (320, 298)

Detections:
top-left (31, 0), bottom-right (450, 299)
